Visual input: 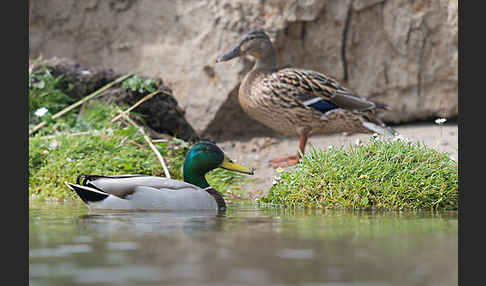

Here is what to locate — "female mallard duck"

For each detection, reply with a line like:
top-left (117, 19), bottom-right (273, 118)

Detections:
top-left (65, 142), bottom-right (254, 211)
top-left (217, 30), bottom-right (395, 168)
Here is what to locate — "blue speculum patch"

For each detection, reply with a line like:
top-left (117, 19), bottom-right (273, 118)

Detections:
top-left (306, 99), bottom-right (338, 114)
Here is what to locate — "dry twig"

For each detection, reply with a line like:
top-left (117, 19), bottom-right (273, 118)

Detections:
top-left (121, 114), bottom-right (171, 179)
top-left (111, 89), bottom-right (161, 123)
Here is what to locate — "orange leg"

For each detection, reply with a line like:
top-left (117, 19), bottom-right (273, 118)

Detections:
top-left (270, 135), bottom-right (308, 168)
top-left (298, 135), bottom-right (308, 157)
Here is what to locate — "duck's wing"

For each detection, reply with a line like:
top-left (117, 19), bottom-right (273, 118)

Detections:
top-left (264, 68), bottom-right (388, 113)
top-left (75, 174), bottom-right (200, 199)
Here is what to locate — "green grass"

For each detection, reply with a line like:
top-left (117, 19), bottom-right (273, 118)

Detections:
top-left (29, 105), bottom-right (245, 201)
top-left (29, 106), bottom-right (245, 201)
top-left (260, 137), bottom-right (458, 210)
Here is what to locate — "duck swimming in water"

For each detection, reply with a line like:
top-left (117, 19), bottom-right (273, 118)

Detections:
top-left (65, 142), bottom-right (254, 211)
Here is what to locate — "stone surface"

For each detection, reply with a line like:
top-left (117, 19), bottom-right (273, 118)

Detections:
top-left (29, 0), bottom-right (458, 137)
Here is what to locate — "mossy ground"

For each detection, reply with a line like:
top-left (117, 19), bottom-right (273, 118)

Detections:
top-left (29, 65), bottom-right (246, 202)
top-left (260, 137), bottom-right (458, 210)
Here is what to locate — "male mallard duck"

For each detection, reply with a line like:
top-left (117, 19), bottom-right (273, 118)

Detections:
top-left (65, 142), bottom-right (254, 211)
top-left (217, 30), bottom-right (395, 168)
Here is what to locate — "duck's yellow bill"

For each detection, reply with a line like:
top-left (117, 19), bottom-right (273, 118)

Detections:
top-left (219, 155), bottom-right (254, 175)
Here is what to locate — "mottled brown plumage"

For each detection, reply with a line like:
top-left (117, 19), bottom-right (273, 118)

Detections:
top-left (217, 30), bottom-right (394, 167)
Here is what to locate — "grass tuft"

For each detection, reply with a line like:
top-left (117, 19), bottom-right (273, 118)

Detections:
top-left (260, 137), bottom-right (458, 210)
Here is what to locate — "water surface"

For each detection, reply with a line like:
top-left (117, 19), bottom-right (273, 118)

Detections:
top-left (29, 200), bottom-right (458, 286)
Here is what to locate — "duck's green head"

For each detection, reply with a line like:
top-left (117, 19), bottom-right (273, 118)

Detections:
top-left (183, 142), bottom-right (254, 188)
top-left (217, 30), bottom-right (274, 63)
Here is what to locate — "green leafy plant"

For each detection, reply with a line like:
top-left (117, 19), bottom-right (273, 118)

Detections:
top-left (29, 67), bottom-right (76, 128)
top-left (122, 76), bottom-right (158, 94)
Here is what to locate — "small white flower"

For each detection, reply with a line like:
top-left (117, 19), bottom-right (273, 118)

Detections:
top-left (328, 145), bottom-right (333, 150)
top-left (66, 157), bottom-right (72, 162)
top-left (34, 107), bottom-right (48, 117)
top-left (272, 175), bottom-right (282, 185)
top-left (49, 140), bottom-right (59, 149)
top-left (276, 167), bottom-right (284, 173)
top-left (355, 138), bottom-right (361, 146)
top-left (435, 118), bottom-right (447, 125)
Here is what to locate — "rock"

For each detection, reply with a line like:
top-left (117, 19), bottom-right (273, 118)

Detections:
top-left (29, 0), bottom-right (457, 136)
top-left (35, 57), bottom-right (119, 100)
top-left (32, 57), bottom-right (198, 141)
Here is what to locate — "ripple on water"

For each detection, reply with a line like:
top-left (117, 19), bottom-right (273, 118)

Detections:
top-left (105, 241), bottom-right (138, 251)
top-left (300, 283), bottom-right (390, 286)
top-left (29, 244), bottom-right (92, 258)
top-left (74, 266), bottom-right (161, 283)
top-left (277, 248), bottom-right (315, 259)
top-left (72, 235), bottom-right (93, 244)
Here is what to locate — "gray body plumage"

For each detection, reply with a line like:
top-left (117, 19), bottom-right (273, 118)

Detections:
top-left (65, 176), bottom-right (220, 211)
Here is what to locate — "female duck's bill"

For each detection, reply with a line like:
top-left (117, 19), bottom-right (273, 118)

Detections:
top-left (217, 46), bottom-right (240, 62)
top-left (64, 142), bottom-right (254, 211)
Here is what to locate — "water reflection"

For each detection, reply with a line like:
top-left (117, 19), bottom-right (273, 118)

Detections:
top-left (29, 200), bottom-right (458, 286)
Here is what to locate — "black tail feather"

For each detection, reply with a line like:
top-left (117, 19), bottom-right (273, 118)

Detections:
top-left (65, 183), bottom-right (109, 204)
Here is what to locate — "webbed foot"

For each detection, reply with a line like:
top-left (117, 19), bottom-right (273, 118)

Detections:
top-left (269, 155), bottom-right (299, 168)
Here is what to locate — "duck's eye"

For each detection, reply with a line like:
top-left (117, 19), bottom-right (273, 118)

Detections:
top-left (204, 145), bottom-right (218, 153)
